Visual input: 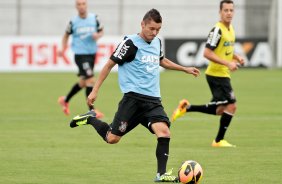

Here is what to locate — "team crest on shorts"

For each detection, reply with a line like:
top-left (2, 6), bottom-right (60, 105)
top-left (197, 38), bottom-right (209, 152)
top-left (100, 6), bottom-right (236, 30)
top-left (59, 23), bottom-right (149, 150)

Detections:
top-left (119, 121), bottom-right (128, 132)
top-left (86, 69), bottom-right (93, 76)
top-left (230, 91), bottom-right (235, 99)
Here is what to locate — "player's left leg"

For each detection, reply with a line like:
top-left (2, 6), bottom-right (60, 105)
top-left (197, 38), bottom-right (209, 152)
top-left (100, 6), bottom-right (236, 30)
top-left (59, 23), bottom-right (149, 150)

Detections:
top-left (171, 99), bottom-right (190, 122)
top-left (212, 103), bottom-right (237, 147)
top-left (171, 99), bottom-right (219, 122)
top-left (151, 122), bottom-right (179, 182)
top-left (146, 102), bottom-right (179, 182)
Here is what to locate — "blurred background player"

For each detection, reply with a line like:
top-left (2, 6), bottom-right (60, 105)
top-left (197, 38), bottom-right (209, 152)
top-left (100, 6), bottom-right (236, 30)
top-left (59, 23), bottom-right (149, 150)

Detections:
top-left (68, 9), bottom-right (200, 182)
top-left (172, 0), bottom-right (244, 147)
top-left (58, 0), bottom-right (104, 118)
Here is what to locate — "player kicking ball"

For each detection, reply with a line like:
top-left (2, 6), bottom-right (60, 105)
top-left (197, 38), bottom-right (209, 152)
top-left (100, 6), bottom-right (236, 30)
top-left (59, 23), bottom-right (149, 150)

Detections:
top-left (69, 8), bottom-right (200, 182)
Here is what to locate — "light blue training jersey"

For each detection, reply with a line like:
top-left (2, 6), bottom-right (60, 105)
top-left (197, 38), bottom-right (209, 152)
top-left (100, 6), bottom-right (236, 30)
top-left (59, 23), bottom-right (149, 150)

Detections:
top-left (111, 34), bottom-right (163, 98)
top-left (67, 13), bottom-right (101, 54)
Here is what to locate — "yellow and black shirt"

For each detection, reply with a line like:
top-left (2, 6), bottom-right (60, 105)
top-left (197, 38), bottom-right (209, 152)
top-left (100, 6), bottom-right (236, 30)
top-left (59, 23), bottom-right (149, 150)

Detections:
top-left (205, 21), bottom-right (235, 78)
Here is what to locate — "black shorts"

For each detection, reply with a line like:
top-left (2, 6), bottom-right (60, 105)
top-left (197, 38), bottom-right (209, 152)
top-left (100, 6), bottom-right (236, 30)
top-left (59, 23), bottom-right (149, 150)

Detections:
top-left (206, 74), bottom-right (236, 105)
top-left (110, 92), bottom-right (171, 136)
top-left (74, 54), bottom-right (96, 79)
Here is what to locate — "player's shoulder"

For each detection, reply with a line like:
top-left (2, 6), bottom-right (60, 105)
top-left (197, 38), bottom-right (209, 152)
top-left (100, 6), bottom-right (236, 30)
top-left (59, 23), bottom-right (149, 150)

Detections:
top-left (114, 35), bottom-right (136, 50)
top-left (155, 36), bottom-right (162, 44)
top-left (87, 13), bottom-right (97, 18)
top-left (122, 34), bottom-right (139, 46)
top-left (208, 22), bottom-right (222, 36)
top-left (126, 34), bottom-right (161, 45)
top-left (212, 22), bottom-right (223, 31)
top-left (70, 15), bottom-right (80, 23)
top-left (125, 34), bottom-right (138, 40)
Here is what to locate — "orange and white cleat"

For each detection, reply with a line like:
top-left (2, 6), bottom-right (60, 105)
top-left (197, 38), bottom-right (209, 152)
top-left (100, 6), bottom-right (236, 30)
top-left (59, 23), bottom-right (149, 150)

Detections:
top-left (171, 99), bottom-right (190, 122)
top-left (58, 96), bottom-right (70, 116)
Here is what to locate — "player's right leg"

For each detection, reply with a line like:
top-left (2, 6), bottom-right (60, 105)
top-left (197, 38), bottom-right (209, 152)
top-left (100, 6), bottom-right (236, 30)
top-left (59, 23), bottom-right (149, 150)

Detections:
top-left (69, 110), bottom-right (111, 142)
top-left (58, 96), bottom-right (71, 115)
top-left (70, 110), bottom-right (97, 127)
top-left (69, 94), bottom-right (138, 143)
top-left (58, 82), bottom-right (83, 115)
top-left (58, 55), bottom-right (85, 116)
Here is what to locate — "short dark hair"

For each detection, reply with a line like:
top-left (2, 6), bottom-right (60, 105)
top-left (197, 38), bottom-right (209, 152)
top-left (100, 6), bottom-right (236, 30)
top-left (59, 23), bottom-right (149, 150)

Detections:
top-left (220, 0), bottom-right (234, 10)
top-left (143, 8), bottom-right (162, 23)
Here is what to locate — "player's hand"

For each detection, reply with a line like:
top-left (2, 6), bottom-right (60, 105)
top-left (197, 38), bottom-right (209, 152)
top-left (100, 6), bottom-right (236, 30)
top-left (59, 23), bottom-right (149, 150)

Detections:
top-left (227, 61), bottom-right (238, 71)
top-left (57, 49), bottom-right (68, 57)
top-left (185, 67), bottom-right (200, 77)
top-left (236, 55), bottom-right (245, 66)
top-left (87, 91), bottom-right (97, 108)
top-left (92, 33), bottom-right (100, 41)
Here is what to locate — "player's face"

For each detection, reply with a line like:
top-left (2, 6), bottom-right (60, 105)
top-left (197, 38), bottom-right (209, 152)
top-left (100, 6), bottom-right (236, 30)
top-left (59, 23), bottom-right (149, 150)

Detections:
top-left (140, 20), bottom-right (162, 42)
top-left (220, 3), bottom-right (234, 25)
top-left (76, 0), bottom-right (87, 17)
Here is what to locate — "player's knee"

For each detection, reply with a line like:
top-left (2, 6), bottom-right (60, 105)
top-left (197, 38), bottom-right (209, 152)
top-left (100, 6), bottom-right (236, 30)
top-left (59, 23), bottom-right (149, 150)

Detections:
top-left (162, 131), bottom-right (170, 138)
top-left (85, 78), bottom-right (94, 85)
top-left (216, 106), bottom-right (225, 115)
top-left (78, 80), bottom-right (86, 88)
top-left (152, 122), bottom-right (171, 137)
top-left (227, 103), bottom-right (237, 113)
top-left (106, 134), bottom-right (121, 144)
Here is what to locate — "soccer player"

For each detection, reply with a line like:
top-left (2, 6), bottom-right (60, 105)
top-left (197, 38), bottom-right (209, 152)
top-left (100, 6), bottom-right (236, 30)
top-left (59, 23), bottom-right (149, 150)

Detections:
top-left (58, 0), bottom-right (104, 118)
top-left (69, 9), bottom-right (200, 182)
top-left (172, 0), bottom-right (244, 147)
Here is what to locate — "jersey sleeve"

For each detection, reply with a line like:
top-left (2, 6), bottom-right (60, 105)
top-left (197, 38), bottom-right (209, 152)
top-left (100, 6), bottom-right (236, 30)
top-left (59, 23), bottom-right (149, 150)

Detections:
top-left (110, 37), bottom-right (138, 65)
top-left (95, 15), bottom-right (103, 32)
top-left (65, 21), bottom-right (73, 34)
top-left (206, 27), bottom-right (222, 50)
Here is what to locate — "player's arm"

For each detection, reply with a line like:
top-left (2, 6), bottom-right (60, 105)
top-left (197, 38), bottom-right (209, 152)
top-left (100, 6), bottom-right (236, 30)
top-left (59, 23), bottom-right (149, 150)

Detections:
top-left (61, 33), bottom-right (69, 52)
top-left (160, 58), bottom-right (200, 77)
top-left (87, 37), bottom-right (137, 106)
top-left (204, 27), bottom-right (238, 71)
top-left (58, 21), bottom-right (72, 56)
top-left (87, 59), bottom-right (116, 106)
top-left (204, 48), bottom-right (238, 71)
top-left (233, 53), bottom-right (245, 66)
top-left (92, 15), bottom-right (104, 41)
top-left (158, 38), bottom-right (199, 77)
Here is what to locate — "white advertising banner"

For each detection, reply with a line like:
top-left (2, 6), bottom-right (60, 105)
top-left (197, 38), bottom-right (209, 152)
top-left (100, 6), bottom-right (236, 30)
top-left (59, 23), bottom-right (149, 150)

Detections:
top-left (0, 36), bottom-right (121, 72)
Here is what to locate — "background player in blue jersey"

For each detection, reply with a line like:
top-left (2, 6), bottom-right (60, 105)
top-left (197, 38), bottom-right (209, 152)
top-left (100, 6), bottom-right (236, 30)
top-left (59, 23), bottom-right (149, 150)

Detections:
top-left (69, 9), bottom-right (200, 182)
top-left (58, 0), bottom-right (104, 118)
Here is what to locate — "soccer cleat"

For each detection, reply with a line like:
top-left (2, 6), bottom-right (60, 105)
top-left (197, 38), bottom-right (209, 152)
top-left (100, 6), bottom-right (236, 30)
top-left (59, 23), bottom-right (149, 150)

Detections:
top-left (94, 109), bottom-right (104, 119)
top-left (171, 99), bottom-right (190, 122)
top-left (69, 110), bottom-right (96, 128)
top-left (154, 169), bottom-right (179, 183)
top-left (212, 140), bottom-right (236, 147)
top-left (58, 96), bottom-right (70, 115)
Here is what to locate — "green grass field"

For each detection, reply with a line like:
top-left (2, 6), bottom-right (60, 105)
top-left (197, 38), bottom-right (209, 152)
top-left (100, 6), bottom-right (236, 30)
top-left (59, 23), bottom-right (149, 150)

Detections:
top-left (0, 69), bottom-right (281, 184)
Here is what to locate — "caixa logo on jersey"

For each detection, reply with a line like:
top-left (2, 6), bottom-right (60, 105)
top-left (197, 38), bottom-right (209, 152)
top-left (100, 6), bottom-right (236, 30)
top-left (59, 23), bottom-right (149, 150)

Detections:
top-left (141, 55), bottom-right (159, 73)
top-left (165, 38), bottom-right (273, 67)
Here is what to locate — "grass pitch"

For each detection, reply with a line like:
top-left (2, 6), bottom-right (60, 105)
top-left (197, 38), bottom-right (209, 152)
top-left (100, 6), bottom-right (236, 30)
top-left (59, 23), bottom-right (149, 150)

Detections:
top-left (0, 69), bottom-right (281, 184)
